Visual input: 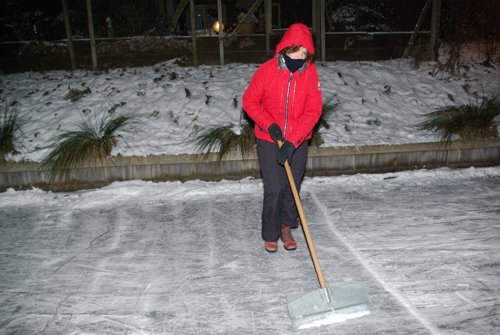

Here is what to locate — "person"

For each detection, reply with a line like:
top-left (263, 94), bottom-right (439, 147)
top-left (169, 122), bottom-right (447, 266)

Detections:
top-left (242, 23), bottom-right (323, 253)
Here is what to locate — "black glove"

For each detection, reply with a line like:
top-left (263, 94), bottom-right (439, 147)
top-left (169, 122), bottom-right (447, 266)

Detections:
top-left (268, 123), bottom-right (283, 143)
top-left (276, 141), bottom-right (295, 165)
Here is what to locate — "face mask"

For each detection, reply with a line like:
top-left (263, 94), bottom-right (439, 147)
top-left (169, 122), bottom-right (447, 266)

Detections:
top-left (284, 55), bottom-right (305, 73)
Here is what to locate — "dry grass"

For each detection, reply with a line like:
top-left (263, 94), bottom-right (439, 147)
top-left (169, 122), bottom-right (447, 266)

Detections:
top-left (417, 96), bottom-right (499, 143)
top-left (0, 108), bottom-right (23, 162)
top-left (40, 114), bottom-right (134, 180)
top-left (194, 122), bottom-right (255, 162)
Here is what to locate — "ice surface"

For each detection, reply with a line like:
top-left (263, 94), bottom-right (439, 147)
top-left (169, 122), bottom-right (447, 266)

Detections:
top-left (1, 167), bottom-right (499, 334)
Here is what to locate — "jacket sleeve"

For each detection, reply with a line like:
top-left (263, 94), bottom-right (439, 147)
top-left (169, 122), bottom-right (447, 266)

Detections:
top-left (287, 66), bottom-right (323, 148)
top-left (242, 66), bottom-right (275, 132)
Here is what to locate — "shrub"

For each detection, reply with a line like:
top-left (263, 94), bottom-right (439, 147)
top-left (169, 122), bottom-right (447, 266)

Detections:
top-left (40, 114), bottom-right (134, 180)
top-left (417, 96), bottom-right (500, 142)
top-left (0, 108), bottom-right (22, 162)
top-left (194, 122), bottom-right (255, 162)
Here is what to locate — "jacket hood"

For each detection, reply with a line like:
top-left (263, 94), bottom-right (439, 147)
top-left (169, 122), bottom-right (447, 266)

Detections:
top-left (275, 23), bottom-right (315, 56)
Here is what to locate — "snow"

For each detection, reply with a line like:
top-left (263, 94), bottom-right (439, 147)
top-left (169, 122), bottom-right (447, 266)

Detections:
top-left (1, 55), bottom-right (500, 333)
top-left (0, 167), bottom-right (499, 334)
top-left (1, 58), bottom-right (498, 162)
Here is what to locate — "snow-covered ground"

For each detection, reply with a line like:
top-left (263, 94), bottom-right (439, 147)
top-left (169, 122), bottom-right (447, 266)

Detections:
top-left (1, 58), bottom-right (499, 162)
top-left (0, 167), bottom-right (499, 334)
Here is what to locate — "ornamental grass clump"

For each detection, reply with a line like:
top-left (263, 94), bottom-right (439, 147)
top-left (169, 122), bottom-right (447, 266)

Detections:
top-left (311, 95), bottom-right (340, 146)
top-left (0, 108), bottom-right (23, 162)
top-left (417, 96), bottom-right (500, 143)
top-left (194, 121), bottom-right (255, 162)
top-left (40, 114), bottom-right (133, 180)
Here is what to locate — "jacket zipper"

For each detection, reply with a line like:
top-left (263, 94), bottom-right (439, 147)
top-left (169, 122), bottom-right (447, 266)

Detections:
top-left (283, 72), bottom-right (293, 139)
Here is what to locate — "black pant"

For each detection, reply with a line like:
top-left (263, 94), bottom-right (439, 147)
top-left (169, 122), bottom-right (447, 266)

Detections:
top-left (257, 139), bottom-right (309, 242)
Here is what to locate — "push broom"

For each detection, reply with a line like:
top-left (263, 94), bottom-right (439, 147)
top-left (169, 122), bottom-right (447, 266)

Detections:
top-left (278, 141), bottom-right (371, 330)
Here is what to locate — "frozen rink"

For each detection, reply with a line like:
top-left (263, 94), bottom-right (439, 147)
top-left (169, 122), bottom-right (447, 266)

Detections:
top-left (1, 167), bottom-right (499, 334)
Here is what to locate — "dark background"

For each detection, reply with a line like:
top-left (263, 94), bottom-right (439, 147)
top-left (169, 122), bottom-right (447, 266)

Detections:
top-left (2, 0), bottom-right (497, 42)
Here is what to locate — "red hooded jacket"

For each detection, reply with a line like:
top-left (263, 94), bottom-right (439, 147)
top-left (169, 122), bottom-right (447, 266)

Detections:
top-left (243, 23), bottom-right (323, 148)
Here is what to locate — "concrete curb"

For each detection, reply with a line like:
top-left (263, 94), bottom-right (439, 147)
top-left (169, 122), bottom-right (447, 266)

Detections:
top-left (1, 139), bottom-right (499, 192)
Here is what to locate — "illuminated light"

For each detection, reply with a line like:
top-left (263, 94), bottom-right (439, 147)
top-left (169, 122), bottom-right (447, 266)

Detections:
top-left (212, 20), bottom-right (224, 33)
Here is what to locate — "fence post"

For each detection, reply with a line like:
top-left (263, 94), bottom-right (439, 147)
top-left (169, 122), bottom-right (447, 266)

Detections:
top-left (217, 0), bottom-right (224, 65)
top-left (86, 0), bottom-right (98, 69)
top-left (61, 0), bottom-right (76, 70)
top-left (189, 0), bottom-right (198, 66)
top-left (320, 0), bottom-right (325, 61)
top-left (265, 0), bottom-right (272, 53)
top-left (430, 0), bottom-right (442, 61)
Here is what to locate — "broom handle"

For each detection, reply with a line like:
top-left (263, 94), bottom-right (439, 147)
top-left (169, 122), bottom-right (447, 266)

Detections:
top-left (278, 140), bottom-right (327, 289)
